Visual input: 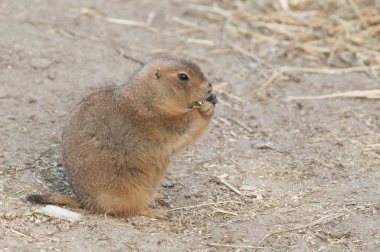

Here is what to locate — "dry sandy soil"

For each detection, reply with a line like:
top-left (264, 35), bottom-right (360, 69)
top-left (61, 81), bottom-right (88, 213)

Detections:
top-left (1, 0), bottom-right (379, 251)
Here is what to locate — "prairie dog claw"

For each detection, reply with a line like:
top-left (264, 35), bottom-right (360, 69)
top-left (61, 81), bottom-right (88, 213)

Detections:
top-left (192, 100), bottom-right (205, 108)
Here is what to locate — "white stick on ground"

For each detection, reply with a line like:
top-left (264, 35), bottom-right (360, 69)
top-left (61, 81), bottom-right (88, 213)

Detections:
top-left (34, 205), bottom-right (82, 222)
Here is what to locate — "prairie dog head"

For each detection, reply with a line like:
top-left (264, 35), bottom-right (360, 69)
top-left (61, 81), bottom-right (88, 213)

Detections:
top-left (133, 57), bottom-right (213, 113)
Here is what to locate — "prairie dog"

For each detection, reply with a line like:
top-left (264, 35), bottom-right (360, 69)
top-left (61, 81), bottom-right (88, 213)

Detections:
top-left (27, 57), bottom-right (217, 218)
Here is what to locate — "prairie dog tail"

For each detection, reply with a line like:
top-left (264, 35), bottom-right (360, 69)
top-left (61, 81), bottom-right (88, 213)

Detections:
top-left (26, 194), bottom-right (81, 208)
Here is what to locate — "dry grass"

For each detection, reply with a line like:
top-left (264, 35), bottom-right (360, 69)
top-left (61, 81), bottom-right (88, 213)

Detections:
top-left (90, 0), bottom-right (380, 100)
top-left (82, 1), bottom-right (380, 65)
top-left (181, 1), bottom-right (380, 65)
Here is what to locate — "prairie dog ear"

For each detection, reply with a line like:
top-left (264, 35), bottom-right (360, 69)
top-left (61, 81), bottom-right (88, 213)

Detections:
top-left (155, 69), bottom-right (161, 79)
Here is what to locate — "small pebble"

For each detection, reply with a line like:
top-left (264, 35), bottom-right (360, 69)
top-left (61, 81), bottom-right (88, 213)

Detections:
top-left (254, 142), bottom-right (274, 150)
top-left (161, 178), bottom-right (175, 188)
top-left (30, 58), bottom-right (53, 70)
top-left (245, 191), bottom-right (263, 200)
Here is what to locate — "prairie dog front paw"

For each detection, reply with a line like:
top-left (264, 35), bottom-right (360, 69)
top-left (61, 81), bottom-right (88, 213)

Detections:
top-left (190, 93), bottom-right (216, 116)
top-left (199, 101), bottom-right (215, 116)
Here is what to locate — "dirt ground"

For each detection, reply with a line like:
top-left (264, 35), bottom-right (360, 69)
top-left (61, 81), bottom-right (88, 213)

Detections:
top-left (1, 0), bottom-right (379, 251)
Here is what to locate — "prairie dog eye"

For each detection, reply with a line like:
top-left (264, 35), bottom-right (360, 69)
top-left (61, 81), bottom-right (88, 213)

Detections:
top-left (177, 73), bottom-right (190, 81)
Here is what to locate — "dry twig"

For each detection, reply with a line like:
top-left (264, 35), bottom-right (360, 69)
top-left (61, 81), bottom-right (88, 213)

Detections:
top-left (213, 176), bottom-right (243, 196)
top-left (11, 229), bottom-right (35, 240)
top-left (257, 65), bottom-right (380, 98)
top-left (208, 242), bottom-right (264, 249)
top-left (348, 0), bottom-right (368, 28)
top-left (365, 144), bottom-right (380, 154)
top-left (168, 200), bottom-right (244, 212)
top-left (286, 89), bottom-right (380, 101)
top-left (106, 17), bottom-right (160, 32)
top-left (212, 207), bottom-right (238, 216)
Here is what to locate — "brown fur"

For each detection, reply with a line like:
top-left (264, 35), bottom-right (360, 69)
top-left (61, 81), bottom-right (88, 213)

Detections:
top-left (27, 57), bottom-right (216, 218)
